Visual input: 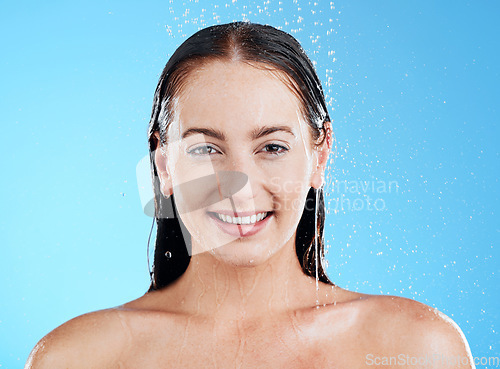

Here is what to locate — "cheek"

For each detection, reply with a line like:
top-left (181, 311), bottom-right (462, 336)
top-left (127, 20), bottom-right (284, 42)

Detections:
top-left (269, 151), bottom-right (312, 187)
top-left (168, 151), bottom-right (219, 214)
top-left (172, 163), bottom-right (215, 189)
top-left (266, 161), bottom-right (311, 214)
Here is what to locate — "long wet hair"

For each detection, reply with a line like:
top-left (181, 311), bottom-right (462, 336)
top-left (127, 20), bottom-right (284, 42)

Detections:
top-left (147, 21), bottom-right (333, 291)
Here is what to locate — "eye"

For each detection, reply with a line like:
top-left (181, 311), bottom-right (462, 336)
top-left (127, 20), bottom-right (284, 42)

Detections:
top-left (187, 144), bottom-right (219, 156)
top-left (261, 143), bottom-right (289, 156)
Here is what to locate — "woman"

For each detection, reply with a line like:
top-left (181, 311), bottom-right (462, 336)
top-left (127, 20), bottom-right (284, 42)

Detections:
top-left (27, 22), bottom-right (474, 368)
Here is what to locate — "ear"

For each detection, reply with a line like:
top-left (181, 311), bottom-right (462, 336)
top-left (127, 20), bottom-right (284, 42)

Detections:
top-left (153, 131), bottom-right (173, 198)
top-left (310, 121), bottom-right (333, 189)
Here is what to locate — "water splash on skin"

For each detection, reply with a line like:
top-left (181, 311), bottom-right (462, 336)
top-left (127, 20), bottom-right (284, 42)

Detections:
top-left (235, 272), bottom-right (249, 369)
top-left (314, 184), bottom-right (320, 306)
top-left (116, 310), bottom-right (134, 366)
top-left (296, 110), bottom-right (311, 162)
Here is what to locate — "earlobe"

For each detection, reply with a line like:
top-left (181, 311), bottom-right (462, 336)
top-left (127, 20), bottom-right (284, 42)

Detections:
top-left (153, 131), bottom-right (173, 198)
top-left (310, 165), bottom-right (326, 190)
top-left (310, 121), bottom-right (333, 189)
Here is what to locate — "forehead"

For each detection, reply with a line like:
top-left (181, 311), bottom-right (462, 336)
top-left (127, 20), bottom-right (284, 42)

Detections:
top-left (175, 61), bottom-right (303, 128)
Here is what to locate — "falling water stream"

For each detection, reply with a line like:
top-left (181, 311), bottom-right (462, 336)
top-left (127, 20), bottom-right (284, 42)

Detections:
top-left (314, 183), bottom-right (320, 306)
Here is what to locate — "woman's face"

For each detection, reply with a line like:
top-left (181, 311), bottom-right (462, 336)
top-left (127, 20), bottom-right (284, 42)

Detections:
top-left (156, 60), bottom-right (329, 267)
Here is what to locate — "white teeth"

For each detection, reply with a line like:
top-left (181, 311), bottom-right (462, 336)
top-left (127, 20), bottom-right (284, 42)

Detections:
top-left (215, 212), bottom-right (268, 225)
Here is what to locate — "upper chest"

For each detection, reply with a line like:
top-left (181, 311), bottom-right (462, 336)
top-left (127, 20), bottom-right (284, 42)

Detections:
top-left (114, 307), bottom-right (375, 369)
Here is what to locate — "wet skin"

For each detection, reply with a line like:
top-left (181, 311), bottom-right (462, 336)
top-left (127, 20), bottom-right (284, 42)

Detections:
top-left (26, 61), bottom-right (474, 369)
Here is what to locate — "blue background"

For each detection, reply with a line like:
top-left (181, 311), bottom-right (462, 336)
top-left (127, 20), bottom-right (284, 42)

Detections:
top-left (1, 0), bottom-right (498, 367)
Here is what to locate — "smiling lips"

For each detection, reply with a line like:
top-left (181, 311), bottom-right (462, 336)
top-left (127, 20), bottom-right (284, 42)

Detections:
top-left (210, 211), bottom-right (269, 225)
top-left (207, 211), bottom-right (273, 237)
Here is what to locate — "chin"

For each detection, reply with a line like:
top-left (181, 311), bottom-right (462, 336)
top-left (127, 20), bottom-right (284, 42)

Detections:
top-left (208, 241), bottom-right (276, 267)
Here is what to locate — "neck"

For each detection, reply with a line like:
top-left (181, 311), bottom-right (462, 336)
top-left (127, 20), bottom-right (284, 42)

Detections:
top-left (153, 235), bottom-right (332, 319)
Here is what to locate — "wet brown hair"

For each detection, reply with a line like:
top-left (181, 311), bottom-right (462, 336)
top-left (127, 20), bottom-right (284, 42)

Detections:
top-left (147, 21), bottom-right (333, 290)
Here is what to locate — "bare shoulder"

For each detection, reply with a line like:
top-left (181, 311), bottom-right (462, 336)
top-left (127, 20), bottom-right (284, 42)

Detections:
top-left (359, 294), bottom-right (475, 368)
top-left (25, 308), bottom-right (129, 369)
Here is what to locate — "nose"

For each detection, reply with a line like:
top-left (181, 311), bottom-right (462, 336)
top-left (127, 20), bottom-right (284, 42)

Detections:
top-left (227, 174), bottom-right (254, 206)
top-left (220, 154), bottom-right (263, 209)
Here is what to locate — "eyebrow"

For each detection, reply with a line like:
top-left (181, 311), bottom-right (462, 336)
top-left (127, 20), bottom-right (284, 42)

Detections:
top-left (181, 125), bottom-right (296, 141)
